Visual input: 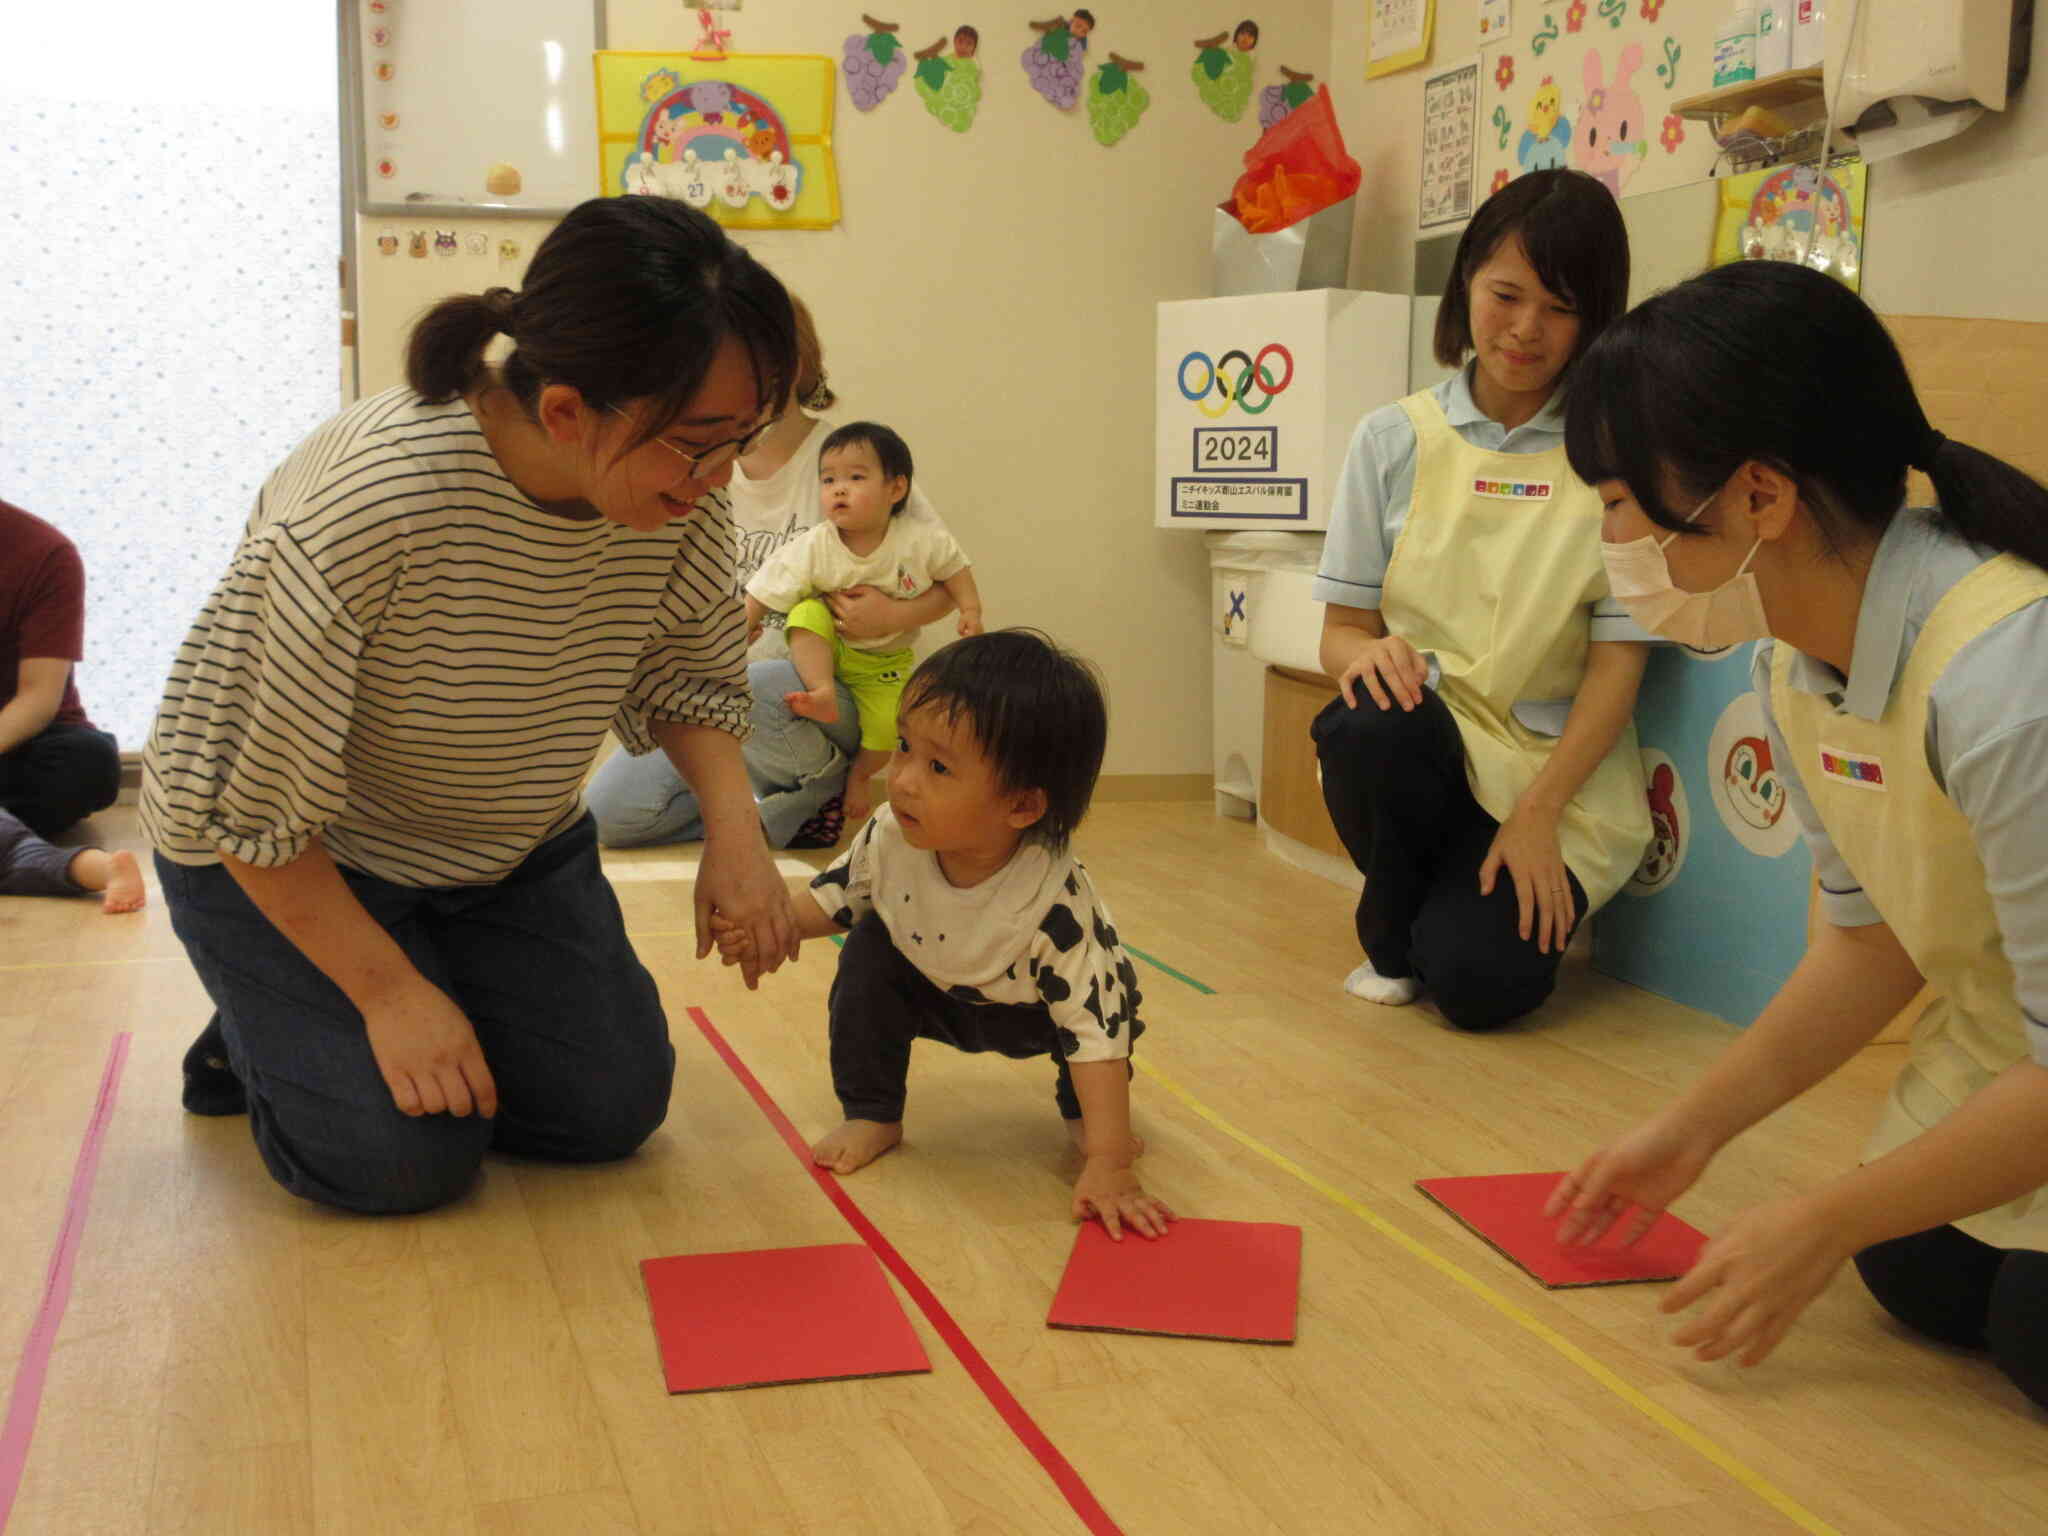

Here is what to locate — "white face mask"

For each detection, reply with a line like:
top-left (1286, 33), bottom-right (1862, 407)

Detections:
top-left (1600, 490), bottom-right (1771, 650)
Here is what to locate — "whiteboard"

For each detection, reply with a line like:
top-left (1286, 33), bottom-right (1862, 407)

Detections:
top-left (347, 0), bottom-right (604, 215)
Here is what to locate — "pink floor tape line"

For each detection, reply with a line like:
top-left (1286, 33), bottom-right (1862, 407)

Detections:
top-left (0, 1030), bottom-right (130, 1531)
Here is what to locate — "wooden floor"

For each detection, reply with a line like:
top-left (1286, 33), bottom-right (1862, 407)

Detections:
top-left (5, 802), bottom-right (2047, 1535)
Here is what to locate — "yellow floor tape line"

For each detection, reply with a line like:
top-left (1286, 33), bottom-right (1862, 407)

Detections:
top-left (1133, 1055), bottom-right (1841, 1536)
top-left (0, 955), bottom-right (185, 973)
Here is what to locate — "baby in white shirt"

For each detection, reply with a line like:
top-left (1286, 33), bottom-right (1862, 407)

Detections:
top-left (745, 422), bottom-right (982, 824)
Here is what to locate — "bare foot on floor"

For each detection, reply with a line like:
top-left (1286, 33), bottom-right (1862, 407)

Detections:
top-left (812, 1119), bottom-right (902, 1173)
top-left (1067, 1121), bottom-right (1146, 1160)
top-left (784, 684), bottom-right (839, 724)
top-left (101, 851), bottom-right (146, 914)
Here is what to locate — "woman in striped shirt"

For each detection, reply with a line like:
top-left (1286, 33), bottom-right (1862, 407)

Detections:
top-left (144, 197), bottom-right (801, 1214)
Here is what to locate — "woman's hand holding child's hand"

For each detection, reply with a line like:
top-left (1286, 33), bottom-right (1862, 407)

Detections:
top-left (1340, 634), bottom-right (1430, 713)
top-left (1073, 1157), bottom-right (1176, 1241)
top-left (708, 911), bottom-right (752, 968)
top-left (694, 838), bottom-right (799, 989)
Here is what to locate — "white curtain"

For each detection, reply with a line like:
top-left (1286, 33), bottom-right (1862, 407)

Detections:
top-left (0, 7), bottom-right (339, 747)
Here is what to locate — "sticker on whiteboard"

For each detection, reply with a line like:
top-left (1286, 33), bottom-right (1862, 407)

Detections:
top-left (1626, 749), bottom-right (1688, 896)
top-left (1708, 692), bottom-right (1799, 856)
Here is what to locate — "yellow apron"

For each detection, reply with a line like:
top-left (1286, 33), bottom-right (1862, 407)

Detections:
top-left (1379, 391), bottom-right (1651, 911)
top-left (1772, 554), bottom-right (2048, 1248)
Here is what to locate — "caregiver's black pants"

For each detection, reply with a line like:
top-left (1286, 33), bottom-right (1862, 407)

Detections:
top-left (1311, 687), bottom-right (1585, 1032)
top-left (1855, 1223), bottom-right (2048, 1412)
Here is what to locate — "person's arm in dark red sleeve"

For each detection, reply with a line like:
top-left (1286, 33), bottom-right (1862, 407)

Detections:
top-left (0, 544), bottom-right (85, 753)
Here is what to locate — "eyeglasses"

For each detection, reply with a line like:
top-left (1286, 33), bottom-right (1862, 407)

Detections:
top-left (610, 407), bottom-right (780, 478)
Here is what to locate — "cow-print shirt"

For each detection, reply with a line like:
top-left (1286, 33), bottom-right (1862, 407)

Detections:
top-left (810, 807), bottom-right (1143, 1062)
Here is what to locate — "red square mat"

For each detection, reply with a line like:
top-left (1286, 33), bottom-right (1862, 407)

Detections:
top-left (1415, 1172), bottom-right (1707, 1288)
top-left (1046, 1218), bottom-right (1301, 1343)
top-left (640, 1243), bottom-right (931, 1393)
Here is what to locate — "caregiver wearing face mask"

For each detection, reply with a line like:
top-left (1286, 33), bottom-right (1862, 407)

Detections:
top-left (1550, 260), bottom-right (2048, 1411)
top-left (1312, 169), bottom-right (1653, 1032)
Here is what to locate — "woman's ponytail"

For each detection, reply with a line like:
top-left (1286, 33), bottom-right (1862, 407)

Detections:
top-left (1921, 433), bottom-right (2048, 572)
top-left (405, 288), bottom-right (516, 403)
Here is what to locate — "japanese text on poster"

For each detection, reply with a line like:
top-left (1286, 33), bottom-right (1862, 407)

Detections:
top-left (1419, 61), bottom-right (1477, 229)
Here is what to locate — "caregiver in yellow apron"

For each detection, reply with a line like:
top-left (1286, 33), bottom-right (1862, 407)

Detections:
top-left (1312, 169), bottom-right (1652, 1032)
top-left (1551, 261), bottom-right (2048, 1412)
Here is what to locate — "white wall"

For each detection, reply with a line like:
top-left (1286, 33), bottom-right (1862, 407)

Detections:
top-left (1858, 12), bottom-right (2048, 319)
top-left (355, 1), bottom-right (1337, 779)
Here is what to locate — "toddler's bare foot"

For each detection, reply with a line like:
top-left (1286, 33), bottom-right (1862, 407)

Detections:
top-left (811, 1119), bottom-right (902, 1173)
top-left (101, 851), bottom-right (146, 914)
top-left (784, 685), bottom-right (839, 724)
top-left (1067, 1121), bottom-right (1146, 1160)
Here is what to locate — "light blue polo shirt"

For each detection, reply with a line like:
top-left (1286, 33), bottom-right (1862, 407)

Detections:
top-left (1754, 508), bottom-right (2048, 1054)
top-left (1312, 364), bottom-right (1655, 735)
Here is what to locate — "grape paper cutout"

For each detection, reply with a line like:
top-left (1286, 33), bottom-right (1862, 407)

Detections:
top-left (843, 13), bottom-right (909, 110)
top-left (1190, 21), bottom-right (1258, 122)
top-left (913, 26), bottom-right (984, 133)
top-left (1087, 53), bottom-right (1149, 146)
top-left (1021, 11), bottom-right (1095, 110)
top-left (1258, 66), bottom-right (1316, 131)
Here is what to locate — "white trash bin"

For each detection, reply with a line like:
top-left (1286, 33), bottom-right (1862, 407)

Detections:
top-left (1206, 529), bottom-right (1326, 819)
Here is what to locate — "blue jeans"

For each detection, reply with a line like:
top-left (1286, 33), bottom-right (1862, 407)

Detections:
top-left (587, 657), bottom-right (862, 849)
top-left (156, 814), bottom-right (674, 1214)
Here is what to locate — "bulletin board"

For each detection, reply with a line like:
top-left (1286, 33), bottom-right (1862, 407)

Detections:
top-left (595, 52), bottom-right (841, 231)
top-left (347, 0), bottom-right (604, 216)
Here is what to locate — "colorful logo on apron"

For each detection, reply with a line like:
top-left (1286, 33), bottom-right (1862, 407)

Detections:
top-left (1471, 477), bottom-right (1554, 500)
top-left (1818, 745), bottom-right (1886, 790)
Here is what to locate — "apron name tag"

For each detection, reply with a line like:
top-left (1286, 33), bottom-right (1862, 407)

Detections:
top-left (1818, 745), bottom-right (1886, 791)
top-left (1472, 477), bottom-right (1554, 501)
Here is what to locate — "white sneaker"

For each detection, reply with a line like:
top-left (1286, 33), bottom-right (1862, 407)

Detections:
top-left (1342, 960), bottom-right (1420, 1006)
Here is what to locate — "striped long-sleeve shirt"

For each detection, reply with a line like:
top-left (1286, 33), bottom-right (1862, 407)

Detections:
top-left (142, 388), bottom-right (751, 887)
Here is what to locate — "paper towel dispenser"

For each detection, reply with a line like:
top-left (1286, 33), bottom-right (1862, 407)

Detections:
top-left (1833, 0), bottom-right (2034, 160)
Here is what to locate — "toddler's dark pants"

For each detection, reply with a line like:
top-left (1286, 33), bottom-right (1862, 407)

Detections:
top-left (828, 912), bottom-right (1144, 1123)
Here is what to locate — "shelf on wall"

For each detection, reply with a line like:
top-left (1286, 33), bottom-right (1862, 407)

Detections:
top-left (1672, 67), bottom-right (1825, 124)
top-left (1674, 68), bottom-right (1830, 175)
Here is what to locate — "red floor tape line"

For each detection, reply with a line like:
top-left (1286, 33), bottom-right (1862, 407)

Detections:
top-left (1, 1031), bottom-right (130, 1530)
top-left (686, 1006), bottom-right (1123, 1536)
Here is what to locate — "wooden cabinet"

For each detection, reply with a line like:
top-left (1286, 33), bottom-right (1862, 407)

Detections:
top-left (1260, 666), bottom-right (1350, 862)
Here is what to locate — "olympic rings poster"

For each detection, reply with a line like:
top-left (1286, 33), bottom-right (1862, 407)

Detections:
top-left (1155, 289), bottom-right (1409, 531)
top-left (595, 52), bottom-right (841, 230)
